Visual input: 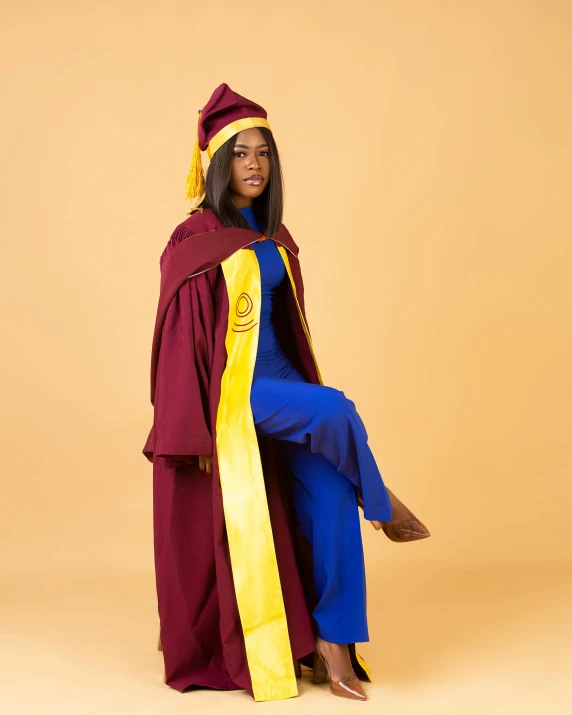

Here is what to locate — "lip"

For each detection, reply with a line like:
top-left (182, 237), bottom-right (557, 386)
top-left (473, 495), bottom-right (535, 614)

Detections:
top-left (244, 176), bottom-right (264, 185)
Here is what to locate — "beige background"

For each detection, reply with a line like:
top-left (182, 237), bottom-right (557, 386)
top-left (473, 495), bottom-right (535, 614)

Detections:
top-left (1, 0), bottom-right (571, 713)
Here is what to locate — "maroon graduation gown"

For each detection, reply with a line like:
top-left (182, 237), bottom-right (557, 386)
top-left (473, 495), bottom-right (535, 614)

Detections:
top-left (142, 208), bottom-right (369, 698)
top-left (142, 207), bottom-right (323, 695)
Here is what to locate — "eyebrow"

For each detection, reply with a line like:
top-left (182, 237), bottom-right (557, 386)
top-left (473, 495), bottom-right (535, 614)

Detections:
top-left (234, 143), bottom-right (269, 149)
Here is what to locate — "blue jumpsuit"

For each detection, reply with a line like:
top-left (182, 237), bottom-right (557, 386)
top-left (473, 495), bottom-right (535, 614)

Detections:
top-left (241, 205), bottom-right (392, 645)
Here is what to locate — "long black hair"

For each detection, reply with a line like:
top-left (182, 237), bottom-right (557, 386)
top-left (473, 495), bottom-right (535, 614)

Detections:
top-left (189, 126), bottom-right (284, 238)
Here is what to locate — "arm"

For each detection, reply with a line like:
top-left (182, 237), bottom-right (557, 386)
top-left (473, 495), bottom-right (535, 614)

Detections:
top-left (144, 268), bottom-right (216, 469)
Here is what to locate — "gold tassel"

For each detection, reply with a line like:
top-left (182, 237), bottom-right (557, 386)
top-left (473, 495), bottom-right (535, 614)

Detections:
top-left (185, 110), bottom-right (205, 202)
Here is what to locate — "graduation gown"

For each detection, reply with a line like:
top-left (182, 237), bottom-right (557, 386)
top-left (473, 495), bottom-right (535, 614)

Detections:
top-left (142, 207), bottom-right (371, 701)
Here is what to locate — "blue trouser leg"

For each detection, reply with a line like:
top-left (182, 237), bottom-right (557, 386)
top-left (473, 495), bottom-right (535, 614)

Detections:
top-left (277, 439), bottom-right (369, 643)
top-left (250, 369), bottom-right (393, 522)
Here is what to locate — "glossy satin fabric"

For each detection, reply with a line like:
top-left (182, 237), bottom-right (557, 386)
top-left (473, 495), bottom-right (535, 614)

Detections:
top-left (216, 247), bottom-right (298, 701)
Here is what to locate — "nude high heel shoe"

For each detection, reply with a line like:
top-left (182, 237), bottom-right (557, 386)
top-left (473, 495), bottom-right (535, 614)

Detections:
top-left (357, 488), bottom-right (431, 542)
top-left (313, 638), bottom-right (367, 701)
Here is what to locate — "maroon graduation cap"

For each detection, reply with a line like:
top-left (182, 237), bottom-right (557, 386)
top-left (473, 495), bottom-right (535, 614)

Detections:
top-left (185, 82), bottom-right (272, 201)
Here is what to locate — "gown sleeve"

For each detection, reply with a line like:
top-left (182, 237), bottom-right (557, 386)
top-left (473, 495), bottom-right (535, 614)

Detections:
top-left (143, 225), bottom-right (216, 469)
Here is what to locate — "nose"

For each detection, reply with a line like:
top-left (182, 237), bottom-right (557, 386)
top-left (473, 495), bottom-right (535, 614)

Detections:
top-left (248, 154), bottom-right (261, 170)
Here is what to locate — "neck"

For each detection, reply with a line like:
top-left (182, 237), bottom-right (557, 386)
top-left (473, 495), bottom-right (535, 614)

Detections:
top-left (230, 194), bottom-right (253, 209)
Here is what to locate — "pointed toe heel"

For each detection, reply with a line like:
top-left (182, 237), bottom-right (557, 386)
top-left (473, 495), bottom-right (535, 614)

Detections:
top-left (357, 489), bottom-right (431, 543)
top-left (381, 516), bottom-right (431, 542)
top-left (313, 638), bottom-right (367, 701)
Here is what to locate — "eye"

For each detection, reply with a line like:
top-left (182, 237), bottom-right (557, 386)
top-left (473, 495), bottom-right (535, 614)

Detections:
top-left (233, 150), bottom-right (269, 158)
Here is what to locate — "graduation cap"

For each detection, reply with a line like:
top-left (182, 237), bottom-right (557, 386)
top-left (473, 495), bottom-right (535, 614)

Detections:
top-left (185, 83), bottom-right (272, 201)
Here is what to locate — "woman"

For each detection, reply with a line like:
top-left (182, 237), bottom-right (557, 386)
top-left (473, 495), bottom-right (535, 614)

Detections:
top-left (143, 82), bottom-right (430, 703)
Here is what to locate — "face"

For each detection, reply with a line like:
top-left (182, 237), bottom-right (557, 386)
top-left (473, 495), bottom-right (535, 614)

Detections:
top-left (228, 128), bottom-right (270, 208)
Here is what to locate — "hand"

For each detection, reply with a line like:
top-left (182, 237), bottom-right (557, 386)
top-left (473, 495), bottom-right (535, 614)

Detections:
top-left (198, 455), bottom-right (213, 473)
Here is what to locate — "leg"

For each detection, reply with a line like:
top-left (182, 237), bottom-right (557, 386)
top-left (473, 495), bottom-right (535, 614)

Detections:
top-left (250, 377), bottom-right (392, 522)
top-left (277, 439), bottom-right (369, 644)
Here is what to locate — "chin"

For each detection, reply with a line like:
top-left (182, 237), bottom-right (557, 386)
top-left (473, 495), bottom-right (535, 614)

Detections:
top-left (231, 182), bottom-right (268, 203)
top-left (252, 183), bottom-right (268, 197)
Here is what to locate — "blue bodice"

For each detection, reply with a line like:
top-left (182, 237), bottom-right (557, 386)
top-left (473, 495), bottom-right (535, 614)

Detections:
top-left (238, 205), bottom-right (286, 359)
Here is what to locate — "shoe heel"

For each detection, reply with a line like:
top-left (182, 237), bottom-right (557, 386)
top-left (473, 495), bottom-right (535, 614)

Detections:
top-left (312, 648), bottom-right (329, 684)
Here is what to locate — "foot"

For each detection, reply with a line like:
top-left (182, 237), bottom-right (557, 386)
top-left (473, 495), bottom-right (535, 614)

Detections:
top-left (369, 488), bottom-right (430, 537)
top-left (315, 636), bottom-right (359, 683)
top-left (369, 487), bottom-right (405, 529)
